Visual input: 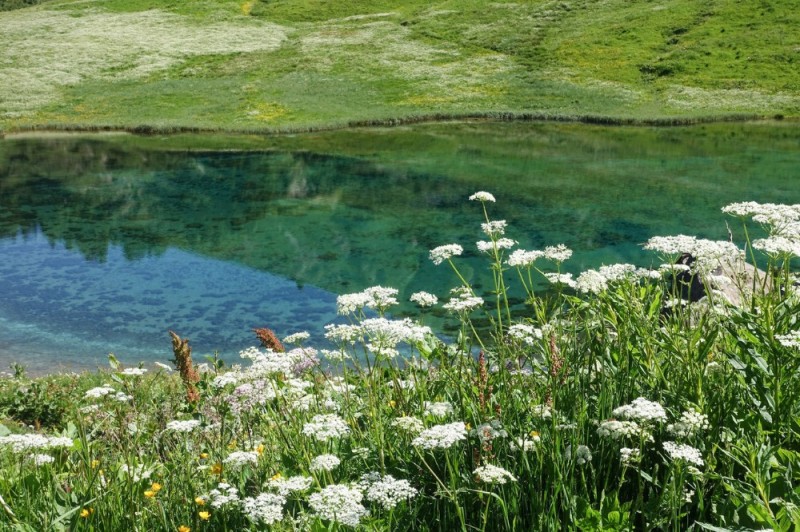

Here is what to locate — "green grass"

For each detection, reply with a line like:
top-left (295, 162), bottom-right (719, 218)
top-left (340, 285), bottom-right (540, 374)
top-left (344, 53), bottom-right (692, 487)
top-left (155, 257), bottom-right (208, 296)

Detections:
top-left (1, 0), bottom-right (799, 133)
top-left (1, 199), bottom-right (799, 530)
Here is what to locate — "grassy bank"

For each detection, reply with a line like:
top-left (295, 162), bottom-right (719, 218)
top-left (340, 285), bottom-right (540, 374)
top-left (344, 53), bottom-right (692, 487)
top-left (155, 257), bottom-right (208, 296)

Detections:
top-left (1, 196), bottom-right (798, 530)
top-left (1, 0), bottom-right (799, 132)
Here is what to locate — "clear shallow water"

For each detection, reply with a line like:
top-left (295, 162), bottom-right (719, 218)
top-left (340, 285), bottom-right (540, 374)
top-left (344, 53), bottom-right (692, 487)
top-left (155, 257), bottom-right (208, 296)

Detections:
top-left (0, 123), bottom-right (799, 372)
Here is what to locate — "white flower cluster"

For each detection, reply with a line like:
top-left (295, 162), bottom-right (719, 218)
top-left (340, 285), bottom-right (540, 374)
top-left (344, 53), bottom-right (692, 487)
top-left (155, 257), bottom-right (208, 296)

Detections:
top-left (612, 398), bottom-right (668, 423)
top-left (753, 236), bottom-right (800, 256)
top-left (391, 416), bottom-right (425, 434)
top-left (410, 291), bottom-right (438, 307)
top-left (481, 220), bottom-right (507, 237)
top-left (667, 409), bottom-right (710, 438)
top-left (325, 318), bottom-right (431, 354)
top-left (545, 272), bottom-right (576, 288)
top-left (430, 244), bottom-right (463, 265)
top-left (531, 404), bottom-right (552, 419)
top-left (506, 249), bottom-right (545, 267)
top-left (443, 286), bottom-right (484, 313)
top-left (310, 454), bottom-right (341, 472)
top-left (477, 238), bottom-right (516, 253)
top-left (472, 420), bottom-right (508, 444)
top-left (166, 419), bottom-right (201, 432)
top-left (0, 434), bottom-right (73, 453)
top-left (663, 441), bottom-right (704, 466)
top-left (473, 464), bottom-right (517, 484)
top-left (120, 368), bottom-right (147, 377)
top-left (267, 475), bottom-right (312, 496)
top-left (84, 385), bottom-right (116, 399)
top-left (423, 401), bottom-right (453, 418)
top-left (412, 422), bottom-right (467, 449)
top-left (309, 484), bottom-right (369, 527)
top-left (30, 453), bottom-right (55, 466)
top-left (511, 433), bottom-right (540, 451)
top-left (620, 447), bottom-right (641, 464)
top-left (544, 244), bottom-right (573, 262)
top-left (596, 420), bottom-right (644, 441)
top-left (207, 482), bottom-right (241, 508)
top-left (575, 264), bottom-right (640, 294)
top-left (302, 414), bottom-right (350, 442)
top-left (154, 361), bottom-right (172, 372)
top-left (723, 201), bottom-right (800, 227)
top-left (242, 493), bottom-right (285, 524)
top-left (469, 191), bottom-right (496, 202)
top-left (337, 286), bottom-right (399, 315)
top-left (776, 331), bottom-right (800, 349)
top-left (224, 451), bottom-right (259, 469)
top-left (644, 236), bottom-right (742, 272)
top-left (283, 331), bottom-right (310, 344)
top-left (566, 444), bottom-right (592, 465)
top-left (362, 474), bottom-right (418, 510)
top-left (507, 323), bottom-right (543, 345)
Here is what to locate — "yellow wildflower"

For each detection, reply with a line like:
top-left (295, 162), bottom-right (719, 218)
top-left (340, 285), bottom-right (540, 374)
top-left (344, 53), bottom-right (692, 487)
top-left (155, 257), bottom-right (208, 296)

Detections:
top-left (195, 496), bottom-right (205, 506)
top-left (389, 400), bottom-right (396, 408)
top-left (270, 472), bottom-right (282, 481)
top-left (80, 508), bottom-right (92, 518)
top-left (144, 490), bottom-right (156, 498)
top-left (255, 443), bottom-right (265, 456)
top-left (199, 452), bottom-right (209, 460)
top-left (227, 439), bottom-right (237, 450)
top-left (210, 463), bottom-right (223, 475)
top-left (151, 482), bottom-right (162, 492)
top-left (90, 460), bottom-right (100, 469)
top-left (178, 526), bottom-right (191, 532)
top-left (199, 511), bottom-right (210, 521)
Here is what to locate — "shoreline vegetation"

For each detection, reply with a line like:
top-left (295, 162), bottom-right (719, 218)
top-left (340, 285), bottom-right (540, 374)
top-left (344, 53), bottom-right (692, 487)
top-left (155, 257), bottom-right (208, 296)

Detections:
top-left (1, 195), bottom-right (799, 530)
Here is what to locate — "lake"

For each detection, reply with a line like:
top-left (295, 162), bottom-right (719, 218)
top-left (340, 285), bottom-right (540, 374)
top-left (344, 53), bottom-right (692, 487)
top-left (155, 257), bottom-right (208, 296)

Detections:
top-left (1, 121), bottom-right (798, 373)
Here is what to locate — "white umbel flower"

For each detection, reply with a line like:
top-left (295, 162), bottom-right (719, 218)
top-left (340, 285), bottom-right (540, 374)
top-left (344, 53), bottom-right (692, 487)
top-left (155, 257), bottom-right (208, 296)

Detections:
top-left (412, 422), bottom-right (467, 449)
top-left (410, 291), bottom-right (438, 307)
top-left (242, 493), bottom-right (285, 524)
top-left (166, 419), bottom-right (201, 432)
top-left (430, 244), bottom-right (463, 265)
top-left (364, 474), bottom-right (418, 509)
top-left (663, 441), bottom-right (704, 466)
top-left (473, 464), bottom-right (517, 484)
top-left (310, 454), bottom-right (341, 472)
top-left (302, 414), bottom-right (350, 442)
top-left (223, 451), bottom-right (259, 469)
top-left (309, 484), bottom-right (369, 527)
top-left (612, 397), bottom-right (668, 423)
top-left (469, 191), bottom-right (496, 202)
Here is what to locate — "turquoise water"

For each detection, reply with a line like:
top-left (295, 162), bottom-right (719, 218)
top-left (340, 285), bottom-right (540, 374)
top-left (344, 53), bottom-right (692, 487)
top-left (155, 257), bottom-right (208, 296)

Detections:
top-left (0, 123), bottom-right (798, 372)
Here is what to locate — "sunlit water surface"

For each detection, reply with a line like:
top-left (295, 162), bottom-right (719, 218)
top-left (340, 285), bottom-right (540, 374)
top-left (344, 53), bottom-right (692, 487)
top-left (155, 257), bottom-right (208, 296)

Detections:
top-left (1, 122), bottom-right (798, 372)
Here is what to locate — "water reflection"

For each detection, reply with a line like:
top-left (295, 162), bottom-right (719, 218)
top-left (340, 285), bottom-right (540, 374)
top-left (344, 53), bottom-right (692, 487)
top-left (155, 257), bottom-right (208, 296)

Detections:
top-left (0, 124), bottom-right (798, 371)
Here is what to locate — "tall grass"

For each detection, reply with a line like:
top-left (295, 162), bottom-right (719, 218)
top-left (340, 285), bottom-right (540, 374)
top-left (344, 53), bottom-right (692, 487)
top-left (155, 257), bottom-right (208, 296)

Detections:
top-left (0, 195), bottom-right (798, 530)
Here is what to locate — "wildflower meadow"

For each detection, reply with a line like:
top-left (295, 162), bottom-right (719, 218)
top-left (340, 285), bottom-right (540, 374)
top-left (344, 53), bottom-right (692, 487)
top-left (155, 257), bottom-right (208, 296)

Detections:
top-left (0, 194), bottom-right (799, 531)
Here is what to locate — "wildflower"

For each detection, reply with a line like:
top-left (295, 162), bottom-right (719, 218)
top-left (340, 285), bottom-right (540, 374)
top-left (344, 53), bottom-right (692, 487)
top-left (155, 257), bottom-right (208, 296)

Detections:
top-left (391, 416), bottom-right (425, 434)
top-left (178, 526), bottom-right (190, 532)
top-left (575, 269), bottom-right (609, 294)
top-left (531, 404), bottom-right (552, 419)
top-left (309, 485), bottom-right (369, 527)
top-left (667, 409), bottom-right (710, 438)
top-left (120, 464), bottom-right (153, 482)
top-left (80, 508), bottom-right (92, 518)
top-left (430, 243), bottom-right (464, 265)
top-left (469, 191), bottom-right (496, 202)
top-left (620, 447), bottom-right (641, 464)
top-left (302, 414), bottom-right (350, 442)
top-left (474, 464), bottom-right (517, 484)
top-left (410, 291), bottom-right (438, 307)
top-left (255, 443), bottom-right (265, 456)
top-left (195, 496), bottom-right (205, 506)
top-left (423, 401), bottom-right (453, 418)
top-left (310, 454), bottom-right (340, 472)
top-left (752, 236), bottom-right (800, 256)
top-left (612, 398), bottom-right (668, 423)
top-left (283, 331), bottom-right (310, 344)
top-left (507, 323), bottom-right (542, 346)
top-left (84, 385), bottom-right (116, 399)
top-left (120, 367), bottom-right (147, 377)
top-left (544, 244), bottom-right (572, 262)
top-left (481, 220), bottom-right (507, 237)
top-left (30, 453), bottom-right (55, 466)
top-left (412, 422), bottom-right (467, 449)
top-left (511, 435), bottom-right (539, 451)
top-left (663, 441), bottom-right (704, 467)
top-left (472, 420), bottom-right (508, 445)
top-left (544, 272), bottom-right (576, 288)
top-left (151, 482), bottom-right (162, 492)
top-left (207, 483), bottom-right (240, 509)
top-left (363, 474), bottom-right (418, 509)
top-left (198, 511), bottom-right (210, 521)
top-left (154, 361), bottom-right (172, 371)
top-left (565, 444), bottom-right (592, 465)
top-left (253, 327), bottom-right (285, 352)
top-left (477, 238), bottom-right (516, 253)
top-left (268, 475), bottom-right (312, 496)
top-left (210, 463), bottom-right (223, 475)
top-left (144, 490), bottom-right (156, 498)
top-left (242, 493), bottom-right (286, 524)
top-left (166, 419), bottom-right (201, 432)
top-left (0, 434), bottom-right (73, 453)
top-left (776, 331), bottom-right (800, 349)
top-left (443, 286), bottom-right (483, 313)
top-left (596, 420), bottom-right (645, 441)
top-left (507, 249), bottom-right (545, 267)
top-left (223, 451), bottom-right (258, 469)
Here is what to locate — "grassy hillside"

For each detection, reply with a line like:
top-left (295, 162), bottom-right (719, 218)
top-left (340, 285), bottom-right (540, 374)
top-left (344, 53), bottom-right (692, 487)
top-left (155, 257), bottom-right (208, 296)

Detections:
top-left (1, 0), bottom-right (799, 132)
